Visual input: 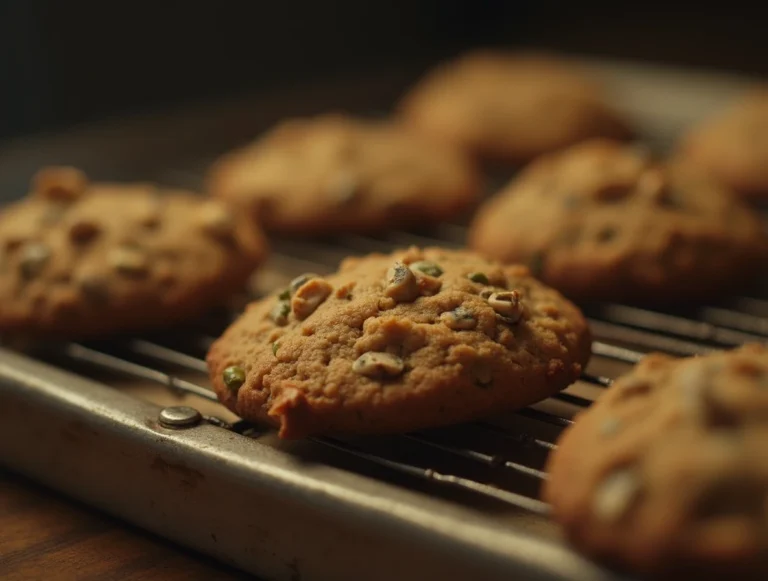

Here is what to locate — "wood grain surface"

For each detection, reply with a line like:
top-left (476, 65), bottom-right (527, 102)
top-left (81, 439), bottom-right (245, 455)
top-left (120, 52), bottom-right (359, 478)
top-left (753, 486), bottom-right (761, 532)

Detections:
top-left (0, 468), bottom-right (255, 581)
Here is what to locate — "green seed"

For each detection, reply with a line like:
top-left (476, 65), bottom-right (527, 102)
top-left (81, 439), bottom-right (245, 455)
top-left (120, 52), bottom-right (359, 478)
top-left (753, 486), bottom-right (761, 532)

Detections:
top-left (528, 252), bottom-right (545, 277)
top-left (441, 306), bottom-right (477, 330)
top-left (596, 226), bottom-right (617, 243)
top-left (222, 366), bottom-right (246, 392)
top-left (467, 272), bottom-right (489, 285)
top-left (411, 261), bottom-right (443, 277)
top-left (563, 196), bottom-right (580, 209)
top-left (278, 288), bottom-right (290, 301)
top-left (272, 342), bottom-right (280, 356)
top-left (385, 261), bottom-right (419, 302)
top-left (270, 301), bottom-right (291, 325)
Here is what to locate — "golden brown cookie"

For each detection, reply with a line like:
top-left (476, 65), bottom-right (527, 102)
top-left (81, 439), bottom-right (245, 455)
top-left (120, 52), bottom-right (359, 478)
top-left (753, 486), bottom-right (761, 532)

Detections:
top-left (544, 344), bottom-right (768, 580)
top-left (397, 50), bottom-right (632, 164)
top-left (206, 114), bottom-right (482, 235)
top-left (207, 247), bottom-right (591, 438)
top-left (676, 89), bottom-right (768, 202)
top-left (468, 140), bottom-right (767, 304)
top-left (0, 167), bottom-right (267, 339)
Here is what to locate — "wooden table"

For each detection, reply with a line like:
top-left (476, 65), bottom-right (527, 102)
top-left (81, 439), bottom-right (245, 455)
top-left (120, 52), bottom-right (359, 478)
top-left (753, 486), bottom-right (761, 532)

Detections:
top-left (0, 468), bottom-right (254, 581)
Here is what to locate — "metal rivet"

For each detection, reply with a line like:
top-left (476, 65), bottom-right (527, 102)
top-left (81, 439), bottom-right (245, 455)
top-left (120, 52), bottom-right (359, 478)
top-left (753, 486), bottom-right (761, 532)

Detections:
top-left (159, 406), bottom-right (202, 428)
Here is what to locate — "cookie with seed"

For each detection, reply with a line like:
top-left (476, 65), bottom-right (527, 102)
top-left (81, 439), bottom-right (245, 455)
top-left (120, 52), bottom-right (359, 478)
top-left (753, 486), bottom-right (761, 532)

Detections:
top-left (206, 114), bottom-right (482, 235)
top-left (397, 50), bottom-right (632, 164)
top-left (0, 166), bottom-right (267, 339)
top-left (468, 139), bottom-right (767, 303)
top-left (206, 247), bottom-right (591, 438)
top-left (676, 89), bottom-right (768, 202)
top-left (544, 344), bottom-right (768, 580)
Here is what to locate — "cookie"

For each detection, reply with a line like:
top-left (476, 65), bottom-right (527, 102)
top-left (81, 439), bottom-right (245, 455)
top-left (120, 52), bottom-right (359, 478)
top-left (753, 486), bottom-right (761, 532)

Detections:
top-left (676, 89), bottom-right (768, 202)
top-left (468, 139), bottom-right (767, 303)
top-left (544, 344), bottom-right (768, 580)
top-left (206, 114), bottom-right (482, 235)
top-left (207, 247), bottom-right (591, 438)
top-left (0, 166), bottom-right (267, 339)
top-left (397, 50), bottom-right (632, 164)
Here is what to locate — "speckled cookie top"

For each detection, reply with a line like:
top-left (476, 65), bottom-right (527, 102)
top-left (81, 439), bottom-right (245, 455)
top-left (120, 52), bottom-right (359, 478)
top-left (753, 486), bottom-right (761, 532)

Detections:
top-left (207, 247), bottom-right (591, 438)
top-left (398, 50), bottom-right (632, 163)
top-left (469, 139), bottom-right (767, 302)
top-left (544, 344), bottom-right (768, 579)
top-left (206, 114), bottom-right (481, 234)
top-left (677, 88), bottom-right (768, 201)
top-left (0, 167), bottom-right (267, 338)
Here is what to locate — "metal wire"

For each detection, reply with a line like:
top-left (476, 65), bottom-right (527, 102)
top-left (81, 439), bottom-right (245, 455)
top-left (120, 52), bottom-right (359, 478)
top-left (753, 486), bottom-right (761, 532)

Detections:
top-left (35, 198), bottom-right (767, 516)
top-left (60, 338), bottom-right (555, 512)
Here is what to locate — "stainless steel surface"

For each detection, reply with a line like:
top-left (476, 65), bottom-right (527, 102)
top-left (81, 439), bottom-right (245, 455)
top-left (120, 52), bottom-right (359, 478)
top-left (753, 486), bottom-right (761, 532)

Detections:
top-left (159, 405), bottom-right (203, 428)
top-left (0, 58), bottom-right (766, 581)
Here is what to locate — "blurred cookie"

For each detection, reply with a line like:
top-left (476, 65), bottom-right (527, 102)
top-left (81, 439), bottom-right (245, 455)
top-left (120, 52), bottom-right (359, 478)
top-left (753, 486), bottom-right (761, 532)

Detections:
top-left (207, 247), bottom-right (591, 438)
top-left (544, 344), bottom-right (768, 580)
top-left (676, 89), bottom-right (768, 202)
top-left (0, 167), bottom-right (267, 339)
top-left (398, 50), bottom-right (632, 164)
top-left (206, 114), bottom-right (482, 235)
top-left (469, 140), bottom-right (766, 303)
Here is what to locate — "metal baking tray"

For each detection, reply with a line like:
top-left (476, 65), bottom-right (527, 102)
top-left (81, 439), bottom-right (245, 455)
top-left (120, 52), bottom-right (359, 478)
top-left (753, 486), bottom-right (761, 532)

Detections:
top-left (0, 57), bottom-right (766, 581)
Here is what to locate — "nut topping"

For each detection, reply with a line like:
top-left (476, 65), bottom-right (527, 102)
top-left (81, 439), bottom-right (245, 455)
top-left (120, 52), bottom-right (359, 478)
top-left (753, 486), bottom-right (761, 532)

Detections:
top-left (109, 246), bottom-right (149, 276)
top-left (291, 278), bottom-right (333, 319)
top-left (352, 352), bottom-right (405, 378)
top-left (487, 290), bottom-right (524, 324)
top-left (289, 273), bottom-right (319, 296)
top-left (441, 307), bottom-right (477, 330)
top-left (18, 242), bottom-right (51, 279)
top-left (467, 272), bottom-right (489, 284)
top-left (385, 261), bottom-right (419, 302)
top-left (270, 301), bottom-right (291, 325)
top-left (592, 469), bottom-right (641, 522)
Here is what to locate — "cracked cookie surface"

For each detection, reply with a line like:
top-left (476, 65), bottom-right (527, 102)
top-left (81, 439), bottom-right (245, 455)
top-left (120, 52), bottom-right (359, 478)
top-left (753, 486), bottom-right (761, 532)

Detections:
top-left (207, 247), bottom-right (591, 438)
top-left (0, 167), bottom-right (267, 338)
top-left (544, 344), bottom-right (768, 580)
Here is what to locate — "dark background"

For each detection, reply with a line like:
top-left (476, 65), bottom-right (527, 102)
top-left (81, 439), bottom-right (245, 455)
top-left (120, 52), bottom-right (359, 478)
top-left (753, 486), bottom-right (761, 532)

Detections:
top-left (1, 1), bottom-right (767, 140)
